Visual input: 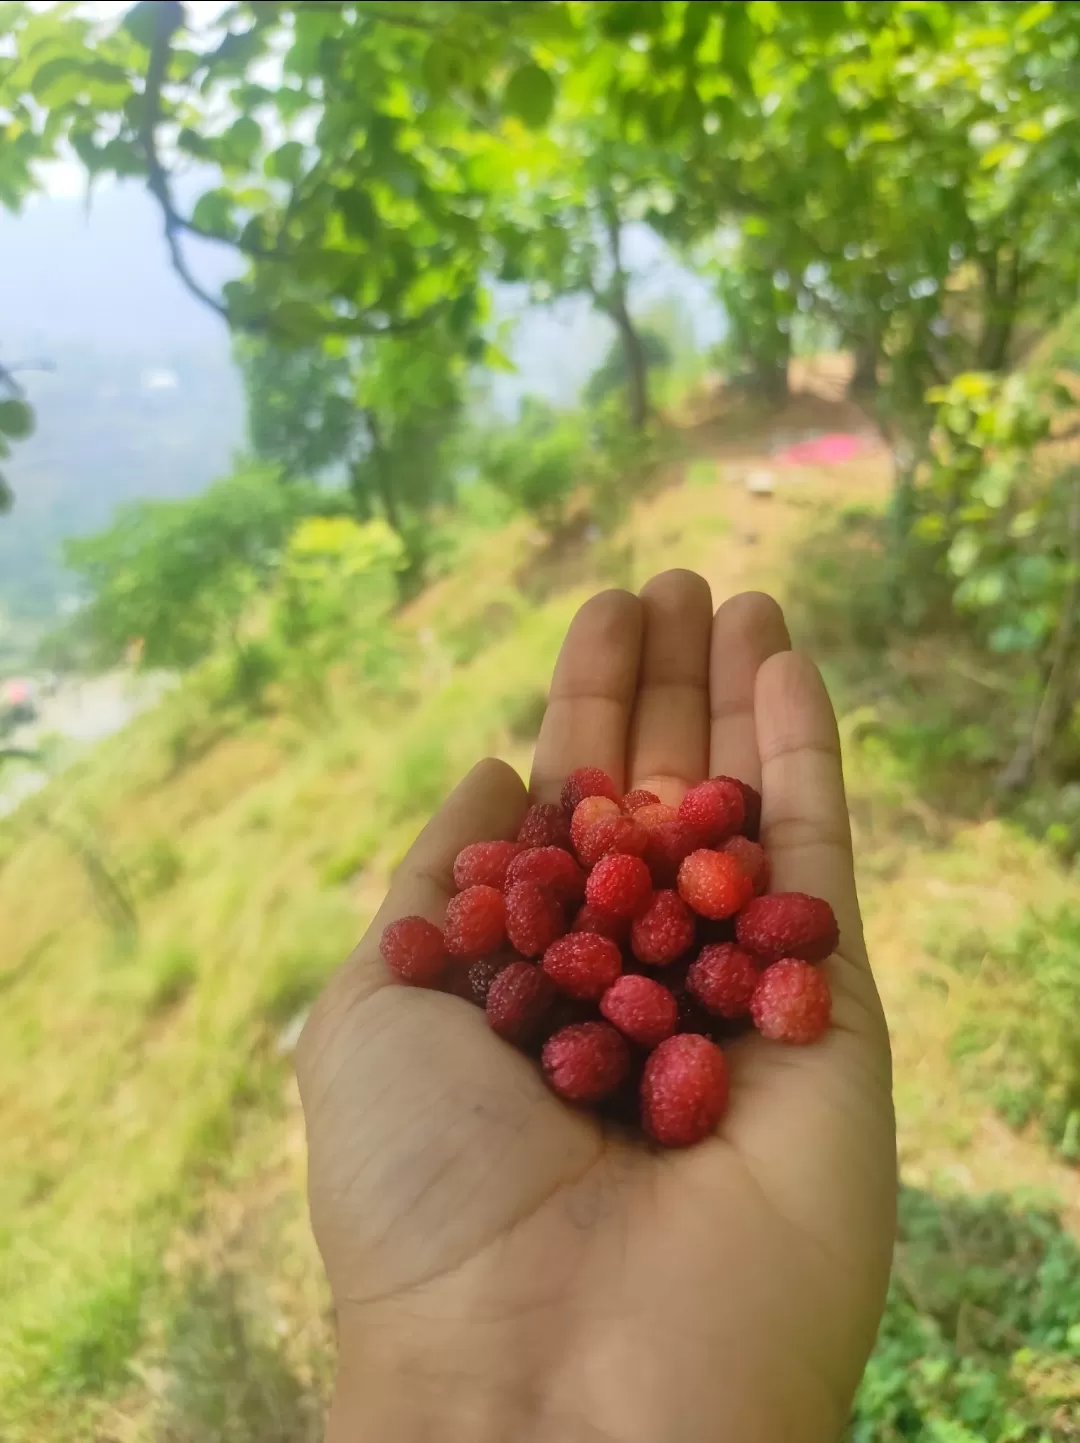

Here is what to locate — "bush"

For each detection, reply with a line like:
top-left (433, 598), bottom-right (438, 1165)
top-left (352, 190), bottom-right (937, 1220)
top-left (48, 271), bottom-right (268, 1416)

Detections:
top-left (852, 1188), bottom-right (1080, 1442)
top-left (936, 904), bottom-right (1080, 1159)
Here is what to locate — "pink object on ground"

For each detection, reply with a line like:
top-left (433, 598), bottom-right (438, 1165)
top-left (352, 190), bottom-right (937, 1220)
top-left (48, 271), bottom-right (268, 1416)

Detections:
top-left (773, 433), bottom-right (864, 467)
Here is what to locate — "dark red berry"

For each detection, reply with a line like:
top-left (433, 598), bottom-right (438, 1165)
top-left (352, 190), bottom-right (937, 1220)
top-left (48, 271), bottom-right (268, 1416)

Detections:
top-left (467, 957), bottom-right (508, 1006)
top-left (750, 958), bottom-right (832, 1043)
top-left (687, 942), bottom-right (760, 1019)
top-left (443, 885), bottom-right (506, 959)
top-left (722, 835), bottom-right (770, 895)
top-left (561, 766), bottom-right (621, 813)
top-left (571, 903), bottom-right (630, 944)
top-left (679, 778), bottom-right (745, 846)
top-left (622, 788), bottom-right (662, 813)
top-left (585, 852), bottom-right (653, 920)
top-left (517, 803), bottom-right (572, 850)
top-left (379, 916), bottom-right (448, 986)
top-left (640, 1033), bottom-right (729, 1147)
top-left (542, 1021), bottom-right (630, 1103)
top-left (453, 840), bottom-right (526, 891)
top-left (630, 889), bottom-right (695, 965)
top-left (600, 974), bottom-right (678, 1049)
top-left (735, 893), bottom-right (839, 965)
top-left (542, 932), bottom-right (622, 1001)
top-left (486, 961), bottom-right (555, 1044)
top-left (506, 846), bottom-right (586, 905)
top-left (504, 881), bottom-right (565, 958)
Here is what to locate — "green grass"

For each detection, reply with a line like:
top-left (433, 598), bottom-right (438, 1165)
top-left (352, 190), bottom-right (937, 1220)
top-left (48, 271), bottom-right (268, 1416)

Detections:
top-left (1, 416), bottom-right (1079, 1439)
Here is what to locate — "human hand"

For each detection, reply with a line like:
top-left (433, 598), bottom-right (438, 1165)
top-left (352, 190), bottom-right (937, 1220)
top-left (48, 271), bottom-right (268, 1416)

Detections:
top-left (297, 571), bottom-right (896, 1443)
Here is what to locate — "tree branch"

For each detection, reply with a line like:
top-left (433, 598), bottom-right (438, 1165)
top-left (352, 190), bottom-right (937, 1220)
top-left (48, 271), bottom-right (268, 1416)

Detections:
top-left (140, 1), bottom-right (230, 320)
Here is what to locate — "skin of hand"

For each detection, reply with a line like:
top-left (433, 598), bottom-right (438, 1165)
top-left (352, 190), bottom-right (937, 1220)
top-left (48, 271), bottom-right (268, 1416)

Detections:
top-left (297, 572), bottom-right (897, 1443)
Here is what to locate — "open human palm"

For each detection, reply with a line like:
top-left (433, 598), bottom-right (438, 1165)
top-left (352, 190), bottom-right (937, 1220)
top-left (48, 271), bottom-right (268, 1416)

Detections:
top-left (298, 572), bottom-right (896, 1443)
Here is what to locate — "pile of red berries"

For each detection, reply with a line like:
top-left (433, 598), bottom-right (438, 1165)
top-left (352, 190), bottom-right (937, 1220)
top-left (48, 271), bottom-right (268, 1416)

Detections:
top-left (380, 767), bottom-right (838, 1148)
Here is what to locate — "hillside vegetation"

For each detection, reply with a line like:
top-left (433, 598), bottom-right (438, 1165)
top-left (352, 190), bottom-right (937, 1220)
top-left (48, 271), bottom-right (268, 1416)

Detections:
top-left (1, 380), bottom-right (1078, 1441)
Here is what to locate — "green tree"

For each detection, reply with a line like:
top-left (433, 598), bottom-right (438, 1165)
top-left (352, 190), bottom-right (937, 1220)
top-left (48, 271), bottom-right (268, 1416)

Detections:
top-left (61, 466), bottom-right (314, 671)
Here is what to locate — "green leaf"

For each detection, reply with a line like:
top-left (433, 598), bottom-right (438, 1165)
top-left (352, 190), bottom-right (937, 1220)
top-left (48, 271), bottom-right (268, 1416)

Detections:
top-left (503, 63), bottom-right (556, 130)
top-left (191, 188), bottom-right (236, 235)
top-left (0, 398), bottom-right (35, 440)
top-left (220, 115), bottom-right (262, 167)
top-left (266, 140), bottom-right (304, 182)
top-left (721, 5), bottom-right (755, 92)
top-left (337, 189), bottom-right (380, 242)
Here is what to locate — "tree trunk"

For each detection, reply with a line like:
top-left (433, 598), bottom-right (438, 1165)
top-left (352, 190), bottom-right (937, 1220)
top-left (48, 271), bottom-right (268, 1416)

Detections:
top-left (998, 466), bottom-right (1080, 790)
top-left (851, 332), bottom-right (879, 395)
top-left (609, 295), bottom-right (649, 431)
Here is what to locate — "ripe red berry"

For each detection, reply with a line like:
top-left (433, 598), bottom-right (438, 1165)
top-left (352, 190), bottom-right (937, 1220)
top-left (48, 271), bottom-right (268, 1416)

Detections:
top-left (504, 880), bottom-right (566, 958)
top-left (677, 849), bottom-right (754, 920)
top-left (542, 1021), bottom-right (630, 1103)
top-left (600, 974), bottom-right (678, 1048)
top-left (561, 766), bottom-right (621, 814)
top-left (728, 778), bottom-right (762, 841)
top-left (452, 840), bottom-right (526, 892)
top-left (586, 852), bottom-right (653, 920)
top-left (750, 958), bottom-right (832, 1043)
top-left (506, 846), bottom-right (586, 905)
top-left (679, 778), bottom-right (745, 846)
top-left (569, 795), bottom-right (621, 859)
top-left (517, 803), bottom-right (572, 850)
top-left (687, 942), bottom-right (760, 1018)
top-left (467, 957), bottom-right (508, 1006)
top-left (379, 916), bottom-right (448, 986)
top-left (644, 821), bottom-right (700, 886)
top-left (622, 788), bottom-right (662, 813)
top-left (571, 903), bottom-right (630, 944)
top-left (630, 888), bottom-right (696, 965)
top-left (486, 961), bottom-right (555, 1044)
top-left (640, 1033), bottom-right (729, 1147)
top-left (633, 801), bottom-right (680, 831)
top-left (722, 835), bottom-right (770, 895)
top-left (578, 813), bottom-right (648, 869)
top-left (542, 932), bottom-right (622, 1000)
top-left (735, 892), bottom-right (839, 964)
top-left (443, 885), bottom-right (506, 959)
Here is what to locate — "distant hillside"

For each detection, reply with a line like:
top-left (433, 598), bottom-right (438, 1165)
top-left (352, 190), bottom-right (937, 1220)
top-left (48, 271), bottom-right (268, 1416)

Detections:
top-left (0, 183), bottom-right (244, 630)
top-left (0, 181), bottom-right (723, 635)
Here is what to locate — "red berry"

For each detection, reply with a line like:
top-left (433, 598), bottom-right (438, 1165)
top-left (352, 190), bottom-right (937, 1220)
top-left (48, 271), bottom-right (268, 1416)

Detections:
top-left (443, 885), bottom-right (506, 959)
top-left (578, 813), bottom-right (648, 869)
top-left (571, 903), bottom-right (630, 944)
top-left (600, 974), bottom-right (678, 1048)
top-left (586, 852), bottom-right (653, 920)
top-left (622, 788), bottom-right (662, 813)
top-left (467, 957), bottom-right (508, 1006)
top-left (722, 835), bottom-right (770, 895)
top-left (727, 778), bottom-right (762, 840)
top-left (542, 932), bottom-right (622, 1000)
top-left (640, 1033), bottom-right (729, 1147)
top-left (506, 846), bottom-right (586, 905)
top-left (750, 958), bottom-right (832, 1043)
top-left (542, 1021), bottom-right (629, 1103)
top-left (505, 881), bottom-right (566, 958)
top-left (679, 778), bottom-right (745, 845)
top-left (677, 849), bottom-right (754, 920)
top-left (630, 889), bottom-right (695, 965)
top-left (735, 892), bottom-right (839, 965)
top-left (453, 840), bottom-right (526, 892)
top-left (379, 916), bottom-right (448, 986)
top-left (517, 803), bottom-right (572, 850)
top-left (633, 802), bottom-right (680, 832)
top-left (561, 766), bottom-right (621, 814)
top-left (569, 795), bottom-right (621, 859)
top-left (486, 961), bottom-right (555, 1043)
top-left (643, 821), bottom-right (700, 887)
top-left (687, 942), bottom-right (760, 1019)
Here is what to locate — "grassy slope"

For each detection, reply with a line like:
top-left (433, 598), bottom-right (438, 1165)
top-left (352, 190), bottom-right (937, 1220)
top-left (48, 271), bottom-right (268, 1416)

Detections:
top-left (1, 383), bottom-right (1078, 1440)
